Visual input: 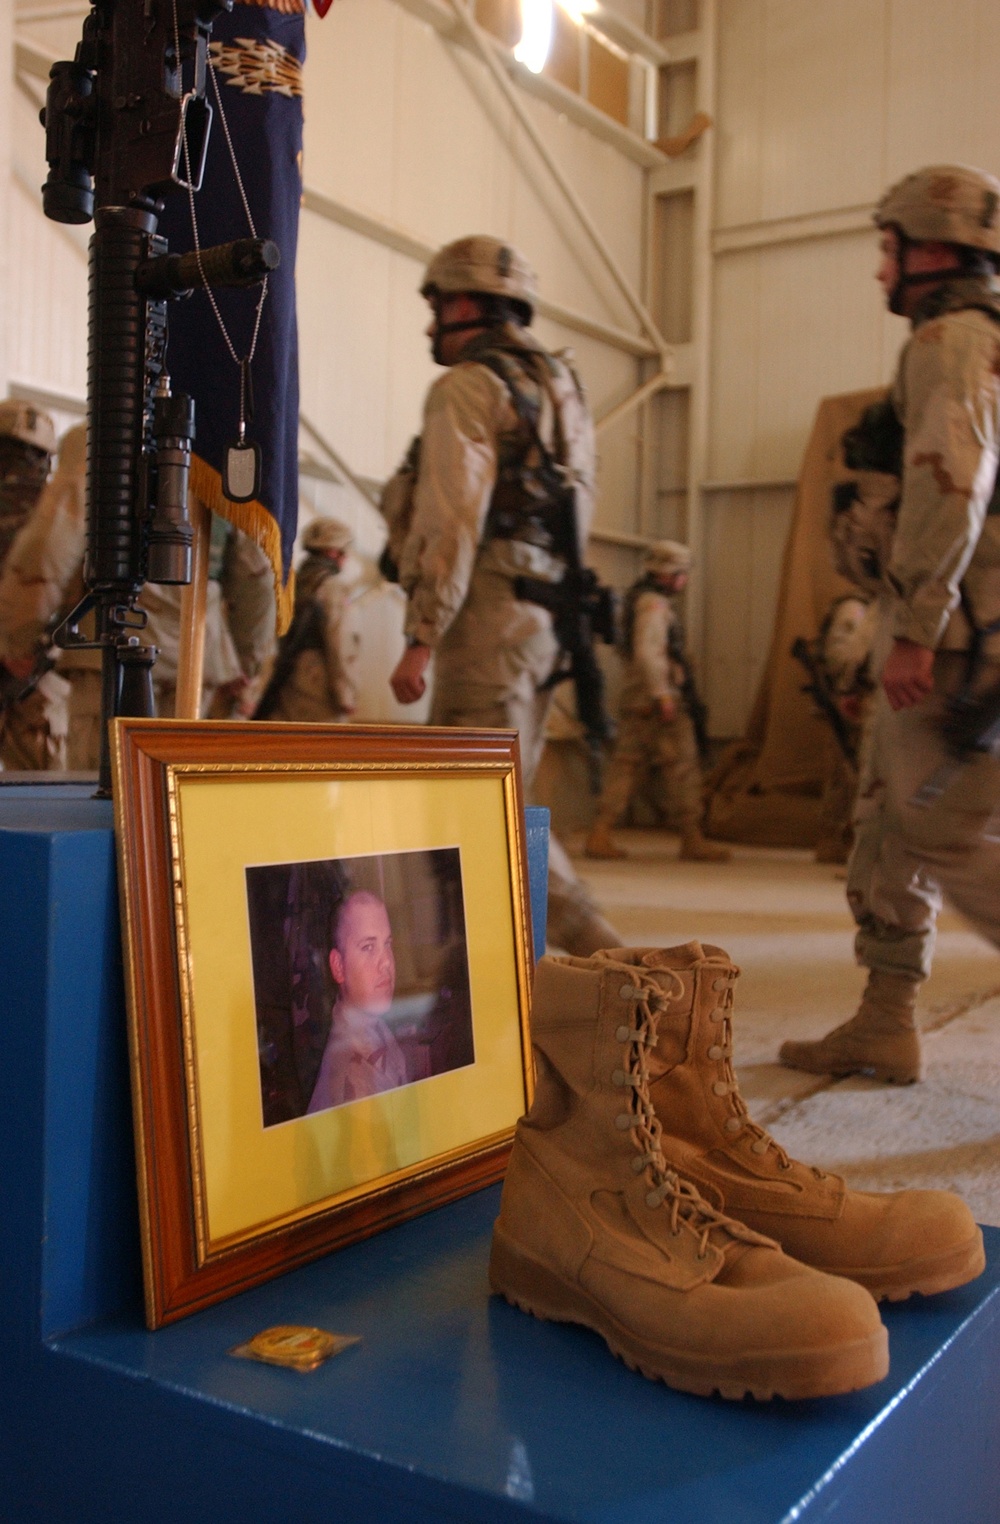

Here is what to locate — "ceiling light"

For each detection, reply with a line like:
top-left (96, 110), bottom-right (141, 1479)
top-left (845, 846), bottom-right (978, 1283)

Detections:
top-left (557, 0), bottom-right (599, 21)
top-left (515, 0), bottom-right (554, 73)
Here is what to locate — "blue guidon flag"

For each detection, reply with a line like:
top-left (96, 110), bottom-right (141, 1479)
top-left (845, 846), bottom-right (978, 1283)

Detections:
top-left (158, 0), bottom-right (312, 631)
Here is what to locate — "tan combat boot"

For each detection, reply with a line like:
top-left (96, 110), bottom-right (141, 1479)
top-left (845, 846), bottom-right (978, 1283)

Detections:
top-left (594, 944), bottom-right (983, 1302)
top-left (679, 825), bottom-right (732, 863)
top-left (489, 954), bottom-right (888, 1399)
top-left (779, 969), bottom-right (924, 1084)
top-left (584, 818), bottom-right (628, 860)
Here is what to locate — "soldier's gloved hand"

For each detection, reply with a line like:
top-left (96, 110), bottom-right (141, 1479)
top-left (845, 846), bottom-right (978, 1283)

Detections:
top-left (657, 694), bottom-right (678, 723)
top-left (881, 638), bottom-right (935, 711)
top-left (391, 642), bottom-right (431, 704)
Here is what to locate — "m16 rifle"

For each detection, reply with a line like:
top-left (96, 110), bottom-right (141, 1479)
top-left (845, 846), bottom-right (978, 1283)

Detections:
top-left (911, 680), bottom-right (1000, 807)
top-left (41, 0), bottom-right (279, 791)
top-left (791, 635), bottom-right (859, 767)
top-left (666, 620), bottom-right (709, 761)
top-left (515, 560), bottom-right (616, 792)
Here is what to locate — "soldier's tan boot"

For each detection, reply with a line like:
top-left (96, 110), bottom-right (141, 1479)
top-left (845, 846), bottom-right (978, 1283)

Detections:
top-left (678, 826), bottom-right (732, 863)
top-left (594, 944), bottom-right (984, 1303)
top-left (489, 955), bottom-right (888, 1399)
top-left (584, 818), bottom-right (628, 860)
top-left (779, 969), bottom-right (924, 1084)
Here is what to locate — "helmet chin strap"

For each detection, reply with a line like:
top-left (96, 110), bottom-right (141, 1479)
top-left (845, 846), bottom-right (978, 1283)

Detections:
top-left (431, 317), bottom-right (489, 365)
top-left (888, 233), bottom-right (968, 315)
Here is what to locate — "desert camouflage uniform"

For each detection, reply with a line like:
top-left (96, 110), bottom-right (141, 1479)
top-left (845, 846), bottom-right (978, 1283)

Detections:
top-left (846, 278), bottom-right (1000, 980)
top-left (0, 424), bottom-right (266, 767)
top-left (0, 426), bottom-right (84, 769)
top-left (390, 322), bottom-right (618, 954)
top-left (812, 594), bottom-right (877, 864)
top-left (593, 585), bottom-right (702, 830)
top-left (264, 549), bottom-right (360, 721)
top-left (0, 403), bottom-right (54, 570)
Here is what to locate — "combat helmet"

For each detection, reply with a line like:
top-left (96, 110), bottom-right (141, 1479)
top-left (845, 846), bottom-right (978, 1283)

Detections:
top-left (0, 400), bottom-right (56, 457)
top-left (421, 236), bottom-right (537, 320)
top-left (875, 165), bottom-right (1000, 255)
top-left (644, 538), bottom-right (693, 576)
top-left (875, 165), bottom-right (1000, 313)
top-left (302, 516), bottom-right (353, 554)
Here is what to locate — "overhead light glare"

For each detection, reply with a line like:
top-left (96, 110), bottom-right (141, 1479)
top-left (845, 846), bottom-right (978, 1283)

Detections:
top-left (515, 0), bottom-right (553, 73)
top-left (557, 0), bottom-right (599, 22)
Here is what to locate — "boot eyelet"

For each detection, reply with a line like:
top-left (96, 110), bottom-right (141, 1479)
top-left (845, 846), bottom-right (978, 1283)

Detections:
top-left (724, 1118), bottom-right (742, 1134)
top-left (751, 1139), bottom-right (769, 1155)
top-left (645, 1189), bottom-right (660, 1208)
top-left (632, 1156), bottom-right (645, 1173)
top-left (778, 1160), bottom-right (792, 1171)
top-left (615, 1113), bottom-right (633, 1130)
top-left (709, 1008), bottom-right (726, 1022)
top-left (616, 1025), bottom-right (631, 1042)
top-left (612, 1069), bottom-right (626, 1087)
top-left (619, 985), bottom-right (641, 1000)
top-left (707, 1045), bottom-right (723, 1060)
top-left (712, 1081), bottom-right (729, 1096)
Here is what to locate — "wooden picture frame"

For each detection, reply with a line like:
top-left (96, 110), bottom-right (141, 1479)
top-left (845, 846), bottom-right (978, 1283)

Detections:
top-left (112, 720), bottom-right (535, 1329)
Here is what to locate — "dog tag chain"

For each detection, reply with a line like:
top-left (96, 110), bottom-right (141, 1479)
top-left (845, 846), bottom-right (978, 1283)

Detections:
top-left (175, 0), bottom-right (268, 504)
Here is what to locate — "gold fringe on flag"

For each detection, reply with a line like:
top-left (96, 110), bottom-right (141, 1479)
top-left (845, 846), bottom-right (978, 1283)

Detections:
top-left (190, 454), bottom-right (296, 634)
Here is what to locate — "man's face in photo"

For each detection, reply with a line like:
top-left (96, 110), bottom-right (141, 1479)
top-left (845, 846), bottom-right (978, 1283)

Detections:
top-left (329, 893), bottom-right (396, 1017)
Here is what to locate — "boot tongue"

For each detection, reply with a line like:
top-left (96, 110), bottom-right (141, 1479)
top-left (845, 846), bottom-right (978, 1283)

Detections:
top-left (639, 942), bottom-right (704, 967)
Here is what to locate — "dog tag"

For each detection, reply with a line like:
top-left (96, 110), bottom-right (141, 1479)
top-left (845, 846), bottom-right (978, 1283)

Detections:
top-left (223, 440), bottom-right (261, 503)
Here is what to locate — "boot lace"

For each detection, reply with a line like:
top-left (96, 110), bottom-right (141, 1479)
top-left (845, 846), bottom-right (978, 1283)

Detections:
top-left (614, 970), bottom-right (739, 1258)
top-left (702, 967), bottom-right (827, 1179)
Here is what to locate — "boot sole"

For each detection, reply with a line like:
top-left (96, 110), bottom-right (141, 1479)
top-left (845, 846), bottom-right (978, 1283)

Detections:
top-left (489, 1227), bottom-right (889, 1402)
top-left (823, 1228), bottom-right (986, 1303)
top-left (778, 1051), bottom-right (923, 1084)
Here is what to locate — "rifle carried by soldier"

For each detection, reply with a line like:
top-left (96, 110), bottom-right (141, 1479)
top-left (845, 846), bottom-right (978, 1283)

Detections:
top-left (791, 635), bottom-right (859, 767)
top-left (253, 600), bottom-right (324, 721)
top-left (666, 619), bottom-right (709, 761)
top-left (41, 0), bottom-right (278, 790)
top-left (470, 351), bottom-right (615, 793)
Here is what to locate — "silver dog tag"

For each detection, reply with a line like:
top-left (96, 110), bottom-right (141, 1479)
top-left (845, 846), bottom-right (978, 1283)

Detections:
top-left (223, 440), bottom-right (261, 503)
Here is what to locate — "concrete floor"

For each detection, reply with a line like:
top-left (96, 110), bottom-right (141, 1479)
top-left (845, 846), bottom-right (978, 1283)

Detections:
top-left (569, 830), bottom-right (1000, 1227)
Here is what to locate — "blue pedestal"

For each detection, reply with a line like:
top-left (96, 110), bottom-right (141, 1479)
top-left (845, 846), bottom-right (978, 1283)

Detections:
top-left (2, 786), bottom-right (1000, 1524)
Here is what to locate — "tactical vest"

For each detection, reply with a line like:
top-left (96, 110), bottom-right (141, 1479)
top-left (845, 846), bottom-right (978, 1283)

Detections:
top-left (459, 331), bottom-right (583, 562)
top-left (621, 574), bottom-right (663, 661)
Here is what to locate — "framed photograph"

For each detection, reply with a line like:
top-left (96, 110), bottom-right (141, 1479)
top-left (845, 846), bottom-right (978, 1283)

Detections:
top-left (112, 720), bottom-right (535, 1328)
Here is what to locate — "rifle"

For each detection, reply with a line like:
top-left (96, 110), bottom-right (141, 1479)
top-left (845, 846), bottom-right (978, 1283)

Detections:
top-left (467, 350), bottom-right (615, 793)
top-left (514, 564), bottom-right (615, 791)
top-left (791, 636), bottom-right (858, 767)
top-left (911, 679), bottom-right (1000, 807)
top-left (0, 655), bottom-right (56, 719)
top-left (253, 597), bottom-right (326, 720)
top-left (666, 622), bottom-right (710, 761)
top-left (41, 0), bottom-right (278, 791)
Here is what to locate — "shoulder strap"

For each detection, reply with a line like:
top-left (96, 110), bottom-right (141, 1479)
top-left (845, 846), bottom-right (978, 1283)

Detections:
top-left (470, 346), bottom-right (566, 470)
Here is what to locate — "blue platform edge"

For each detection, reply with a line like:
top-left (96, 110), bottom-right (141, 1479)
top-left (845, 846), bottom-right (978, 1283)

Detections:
top-left (524, 804), bottom-right (549, 958)
top-left (2, 787), bottom-right (999, 1524)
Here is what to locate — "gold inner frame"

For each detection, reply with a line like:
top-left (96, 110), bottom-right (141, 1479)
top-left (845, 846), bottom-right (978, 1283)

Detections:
top-left (163, 759), bottom-right (535, 1264)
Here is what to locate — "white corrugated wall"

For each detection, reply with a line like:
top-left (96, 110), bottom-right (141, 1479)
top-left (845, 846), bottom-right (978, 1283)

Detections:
top-left (7, 0), bottom-right (1000, 734)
